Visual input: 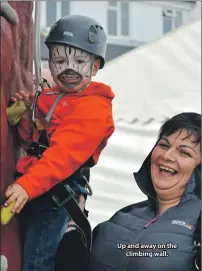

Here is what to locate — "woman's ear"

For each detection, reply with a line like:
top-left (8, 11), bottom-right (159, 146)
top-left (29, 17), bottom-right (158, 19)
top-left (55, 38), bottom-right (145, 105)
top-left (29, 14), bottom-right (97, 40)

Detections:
top-left (92, 58), bottom-right (100, 76)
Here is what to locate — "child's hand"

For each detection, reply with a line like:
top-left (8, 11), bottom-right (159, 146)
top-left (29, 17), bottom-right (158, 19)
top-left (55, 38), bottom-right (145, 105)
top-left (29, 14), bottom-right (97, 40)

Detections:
top-left (11, 90), bottom-right (35, 108)
top-left (4, 183), bottom-right (29, 213)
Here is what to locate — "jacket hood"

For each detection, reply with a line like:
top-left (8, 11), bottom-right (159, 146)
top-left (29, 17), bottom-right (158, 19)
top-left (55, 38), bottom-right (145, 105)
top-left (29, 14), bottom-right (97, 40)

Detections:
top-left (45, 81), bottom-right (115, 101)
top-left (133, 143), bottom-right (201, 203)
top-left (85, 81), bottom-right (115, 101)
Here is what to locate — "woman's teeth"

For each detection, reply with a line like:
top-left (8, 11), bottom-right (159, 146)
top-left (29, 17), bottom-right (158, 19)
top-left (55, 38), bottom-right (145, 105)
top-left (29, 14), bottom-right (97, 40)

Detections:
top-left (159, 166), bottom-right (177, 174)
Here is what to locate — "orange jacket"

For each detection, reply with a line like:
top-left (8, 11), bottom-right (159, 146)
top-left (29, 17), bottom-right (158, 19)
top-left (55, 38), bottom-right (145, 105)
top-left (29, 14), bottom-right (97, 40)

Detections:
top-left (15, 81), bottom-right (115, 200)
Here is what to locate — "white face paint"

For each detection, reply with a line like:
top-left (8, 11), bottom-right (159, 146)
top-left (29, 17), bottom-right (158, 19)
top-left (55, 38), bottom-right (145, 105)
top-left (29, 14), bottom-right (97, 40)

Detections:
top-left (49, 45), bottom-right (95, 92)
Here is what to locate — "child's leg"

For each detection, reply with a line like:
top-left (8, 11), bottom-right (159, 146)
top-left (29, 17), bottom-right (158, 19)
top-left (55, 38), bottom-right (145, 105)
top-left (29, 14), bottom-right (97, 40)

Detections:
top-left (55, 195), bottom-right (88, 271)
top-left (20, 198), bottom-right (70, 271)
top-left (55, 228), bottom-right (88, 271)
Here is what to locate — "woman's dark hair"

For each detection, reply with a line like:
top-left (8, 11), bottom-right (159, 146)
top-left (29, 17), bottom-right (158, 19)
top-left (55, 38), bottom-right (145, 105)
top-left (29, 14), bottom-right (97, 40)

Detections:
top-left (158, 112), bottom-right (201, 145)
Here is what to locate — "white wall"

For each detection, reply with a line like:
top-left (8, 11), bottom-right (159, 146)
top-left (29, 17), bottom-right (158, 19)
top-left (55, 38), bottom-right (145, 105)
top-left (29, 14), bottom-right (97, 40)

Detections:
top-left (130, 2), bottom-right (163, 42)
top-left (68, 1), bottom-right (198, 44)
top-left (69, 1), bottom-right (164, 43)
top-left (189, 1), bottom-right (201, 21)
top-left (130, 1), bottom-right (199, 43)
top-left (39, 1), bottom-right (200, 45)
top-left (70, 1), bottom-right (107, 30)
top-left (40, 1), bottom-right (46, 28)
top-left (33, 1), bottom-right (47, 28)
top-left (69, 1), bottom-right (162, 43)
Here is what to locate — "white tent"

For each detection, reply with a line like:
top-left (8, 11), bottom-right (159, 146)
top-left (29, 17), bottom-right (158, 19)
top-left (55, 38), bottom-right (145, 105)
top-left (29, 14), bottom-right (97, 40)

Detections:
top-left (87, 20), bottom-right (201, 229)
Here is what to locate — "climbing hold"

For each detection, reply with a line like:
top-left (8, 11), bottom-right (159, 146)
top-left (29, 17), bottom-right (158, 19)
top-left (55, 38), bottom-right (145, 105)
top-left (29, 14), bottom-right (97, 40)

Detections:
top-left (6, 100), bottom-right (27, 126)
top-left (1, 201), bottom-right (16, 226)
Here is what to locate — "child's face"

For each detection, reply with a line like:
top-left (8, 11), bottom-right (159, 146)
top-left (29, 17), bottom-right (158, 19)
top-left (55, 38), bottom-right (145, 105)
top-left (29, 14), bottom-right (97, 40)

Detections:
top-left (49, 45), bottom-right (99, 92)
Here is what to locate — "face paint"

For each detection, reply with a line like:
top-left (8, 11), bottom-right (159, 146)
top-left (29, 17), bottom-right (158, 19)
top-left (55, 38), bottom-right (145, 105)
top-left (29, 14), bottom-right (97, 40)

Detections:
top-left (49, 45), bottom-right (95, 92)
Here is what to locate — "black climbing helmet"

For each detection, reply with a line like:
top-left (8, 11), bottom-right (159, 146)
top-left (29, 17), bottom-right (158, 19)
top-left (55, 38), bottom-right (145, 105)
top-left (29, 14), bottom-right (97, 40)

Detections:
top-left (45, 14), bottom-right (107, 69)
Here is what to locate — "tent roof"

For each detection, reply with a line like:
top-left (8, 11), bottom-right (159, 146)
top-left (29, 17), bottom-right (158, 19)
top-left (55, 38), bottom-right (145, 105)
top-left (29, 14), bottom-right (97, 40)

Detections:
top-left (95, 20), bottom-right (201, 124)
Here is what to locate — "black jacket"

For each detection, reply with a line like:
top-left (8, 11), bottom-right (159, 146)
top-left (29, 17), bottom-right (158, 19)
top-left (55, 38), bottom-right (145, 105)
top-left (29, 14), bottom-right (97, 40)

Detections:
top-left (89, 151), bottom-right (201, 271)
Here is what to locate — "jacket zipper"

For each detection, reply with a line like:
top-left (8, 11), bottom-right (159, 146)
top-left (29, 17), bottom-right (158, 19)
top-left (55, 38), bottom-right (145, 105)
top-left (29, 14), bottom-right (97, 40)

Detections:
top-left (144, 215), bottom-right (159, 228)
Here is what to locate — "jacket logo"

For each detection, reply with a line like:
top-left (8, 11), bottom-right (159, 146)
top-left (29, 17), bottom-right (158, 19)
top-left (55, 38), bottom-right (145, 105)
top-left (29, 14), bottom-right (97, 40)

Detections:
top-left (62, 101), bottom-right (67, 107)
top-left (171, 220), bottom-right (193, 230)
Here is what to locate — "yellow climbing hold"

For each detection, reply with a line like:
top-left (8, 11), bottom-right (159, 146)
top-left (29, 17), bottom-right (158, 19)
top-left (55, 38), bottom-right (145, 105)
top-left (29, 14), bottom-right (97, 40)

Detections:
top-left (6, 100), bottom-right (27, 126)
top-left (1, 201), bottom-right (16, 226)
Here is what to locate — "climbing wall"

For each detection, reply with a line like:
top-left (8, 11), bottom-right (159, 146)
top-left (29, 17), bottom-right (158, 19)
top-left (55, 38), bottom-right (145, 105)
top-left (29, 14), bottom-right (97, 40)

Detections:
top-left (0, 2), bottom-right (33, 270)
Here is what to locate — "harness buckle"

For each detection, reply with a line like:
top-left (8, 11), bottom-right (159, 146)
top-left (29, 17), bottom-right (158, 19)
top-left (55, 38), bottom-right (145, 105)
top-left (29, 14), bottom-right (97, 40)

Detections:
top-left (67, 175), bottom-right (93, 197)
top-left (80, 176), bottom-right (93, 196)
top-left (26, 142), bottom-right (48, 158)
top-left (52, 184), bottom-right (75, 208)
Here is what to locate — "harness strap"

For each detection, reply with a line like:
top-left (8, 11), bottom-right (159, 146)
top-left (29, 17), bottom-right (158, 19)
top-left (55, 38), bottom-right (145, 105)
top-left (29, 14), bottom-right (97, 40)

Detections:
top-left (50, 182), bottom-right (92, 264)
top-left (45, 92), bottom-right (65, 123)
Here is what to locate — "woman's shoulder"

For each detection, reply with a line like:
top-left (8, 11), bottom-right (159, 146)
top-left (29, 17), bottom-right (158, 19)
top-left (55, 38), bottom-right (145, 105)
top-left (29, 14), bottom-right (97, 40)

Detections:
top-left (110, 200), bottom-right (151, 219)
top-left (93, 200), bottom-right (150, 230)
top-left (92, 200), bottom-right (151, 243)
top-left (116, 200), bottom-right (150, 213)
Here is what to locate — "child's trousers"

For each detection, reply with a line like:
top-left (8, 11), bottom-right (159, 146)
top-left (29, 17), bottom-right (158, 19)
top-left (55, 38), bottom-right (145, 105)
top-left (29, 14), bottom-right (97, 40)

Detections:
top-left (19, 191), bottom-right (71, 271)
top-left (17, 170), bottom-right (89, 271)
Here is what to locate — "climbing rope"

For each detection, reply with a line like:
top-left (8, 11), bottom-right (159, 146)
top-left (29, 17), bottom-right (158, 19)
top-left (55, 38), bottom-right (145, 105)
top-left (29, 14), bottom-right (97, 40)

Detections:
top-left (32, 1), bottom-right (43, 122)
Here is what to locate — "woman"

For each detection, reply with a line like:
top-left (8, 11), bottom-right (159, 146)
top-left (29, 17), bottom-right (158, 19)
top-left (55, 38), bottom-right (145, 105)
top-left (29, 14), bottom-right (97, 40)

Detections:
top-left (88, 112), bottom-right (201, 271)
top-left (55, 112), bottom-right (201, 271)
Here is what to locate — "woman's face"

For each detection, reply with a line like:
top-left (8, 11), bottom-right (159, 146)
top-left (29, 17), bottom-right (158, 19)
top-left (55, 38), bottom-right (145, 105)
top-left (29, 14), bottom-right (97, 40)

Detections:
top-left (151, 129), bottom-right (200, 197)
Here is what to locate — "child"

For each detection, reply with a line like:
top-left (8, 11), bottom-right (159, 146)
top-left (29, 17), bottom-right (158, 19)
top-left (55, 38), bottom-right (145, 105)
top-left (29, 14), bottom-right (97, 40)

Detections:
top-left (4, 15), bottom-right (115, 270)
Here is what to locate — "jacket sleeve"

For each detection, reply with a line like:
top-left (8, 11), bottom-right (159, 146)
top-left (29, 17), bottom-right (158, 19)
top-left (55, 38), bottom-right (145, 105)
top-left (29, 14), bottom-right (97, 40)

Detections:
top-left (15, 96), bottom-right (114, 200)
